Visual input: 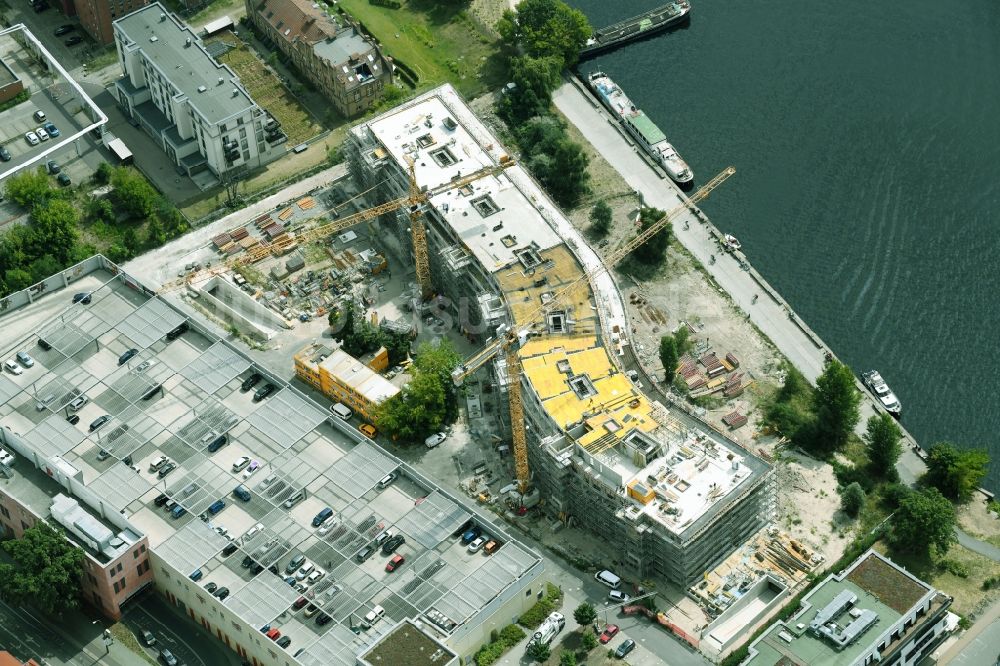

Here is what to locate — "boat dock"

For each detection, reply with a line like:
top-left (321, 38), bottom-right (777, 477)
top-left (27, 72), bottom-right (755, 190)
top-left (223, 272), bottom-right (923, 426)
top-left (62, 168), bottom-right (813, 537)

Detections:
top-left (579, 1), bottom-right (691, 59)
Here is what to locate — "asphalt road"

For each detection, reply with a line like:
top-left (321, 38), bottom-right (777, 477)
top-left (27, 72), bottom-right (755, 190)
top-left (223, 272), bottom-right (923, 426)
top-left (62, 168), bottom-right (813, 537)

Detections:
top-left (120, 592), bottom-right (244, 666)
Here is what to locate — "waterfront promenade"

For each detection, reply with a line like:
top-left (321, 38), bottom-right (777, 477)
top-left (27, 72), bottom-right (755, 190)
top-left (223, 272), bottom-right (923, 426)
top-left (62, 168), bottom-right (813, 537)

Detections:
top-left (551, 78), bottom-right (929, 477)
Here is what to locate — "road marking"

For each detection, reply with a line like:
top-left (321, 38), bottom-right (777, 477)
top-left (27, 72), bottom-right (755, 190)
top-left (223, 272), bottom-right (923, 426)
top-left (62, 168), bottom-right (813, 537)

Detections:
top-left (130, 605), bottom-right (210, 666)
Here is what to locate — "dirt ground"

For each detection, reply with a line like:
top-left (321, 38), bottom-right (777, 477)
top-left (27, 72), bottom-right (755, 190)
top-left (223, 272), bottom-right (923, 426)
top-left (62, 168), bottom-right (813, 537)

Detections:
top-left (958, 500), bottom-right (1000, 549)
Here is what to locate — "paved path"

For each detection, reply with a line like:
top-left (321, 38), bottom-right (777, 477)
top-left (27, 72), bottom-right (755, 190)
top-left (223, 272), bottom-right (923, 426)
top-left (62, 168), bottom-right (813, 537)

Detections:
top-left (955, 527), bottom-right (1000, 562)
top-left (938, 596), bottom-right (1000, 666)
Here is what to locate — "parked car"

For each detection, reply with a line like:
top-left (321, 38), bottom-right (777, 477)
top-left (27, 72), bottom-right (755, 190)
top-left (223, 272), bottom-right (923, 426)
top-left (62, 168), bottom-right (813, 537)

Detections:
top-left (141, 630), bottom-right (156, 646)
top-left (316, 612), bottom-right (332, 626)
top-left (72, 292), bottom-right (91, 304)
top-left (253, 383), bottom-right (276, 402)
top-left (292, 596), bottom-right (309, 611)
top-left (358, 423), bottom-right (377, 439)
top-left (89, 415), bottom-right (110, 432)
top-left (54, 24), bottom-right (75, 36)
top-left (165, 322), bottom-right (188, 341)
top-left (17, 351), bottom-right (35, 367)
top-left (35, 127), bottom-right (48, 141)
top-left (355, 545), bottom-right (375, 563)
top-left (157, 461), bottom-right (177, 478)
top-left (311, 507), bottom-right (333, 528)
top-left (221, 542), bottom-right (238, 557)
top-left (56, 173), bottom-right (71, 187)
top-left (295, 562), bottom-right (315, 581)
top-left (203, 582), bottom-right (218, 594)
top-left (424, 432), bottom-right (447, 448)
top-left (46, 160), bottom-right (60, 174)
top-left (66, 414), bottom-right (80, 425)
top-left (0, 146), bottom-right (10, 161)
top-left (65, 35), bottom-right (82, 46)
top-left (68, 395), bottom-right (88, 411)
top-left (461, 527), bottom-right (481, 544)
top-left (0, 449), bottom-right (14, 466)
top-left (42, 123), bottom-right (59, 138)
top-left (467, 536), bottom-right (488, 553)
top-left (242, 460), bottom-right (260, 478)
top-left (285, 553), bottom-right (306, 575)
top-left (385, 554), bottom-right (405, 572)
top-left (599, 624), bottom-right (620, 644)
top-left (381, 534), bottom-right (405, 555)
top-left (159, 649), bottom-right (178, 666)
top-left (214, 587), bottom-right (229, 600)
top-left (232, 456), bottom-right (250, 473)
top-left (118, 348), bottom-right (139, 365)
top-left (615, 638), bottom-right (636, 658)
top-left (608, 590), bottom-right (631, 604)
top-left (276, 636), bottom-right (291, 649)
top-left (33, 110), bottom-right (46, 122)
top-left (240, 373), bottom-right (262, 392)
top-left (24, 131), bottom-right (39, 146)
top-left (4, 359), bottom-right (23, 375)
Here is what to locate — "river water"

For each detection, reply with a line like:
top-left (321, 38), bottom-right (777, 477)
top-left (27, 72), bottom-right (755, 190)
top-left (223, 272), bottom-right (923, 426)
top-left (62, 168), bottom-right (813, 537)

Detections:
top-left (569, 0), bottom-right (1000, 490)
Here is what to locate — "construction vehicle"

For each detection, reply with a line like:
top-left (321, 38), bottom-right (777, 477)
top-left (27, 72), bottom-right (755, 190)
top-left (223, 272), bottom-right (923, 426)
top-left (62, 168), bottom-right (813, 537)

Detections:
top-left (162, 157), bottom-right (516, 295)
top-left (451, 167), bottom-right (736, 503)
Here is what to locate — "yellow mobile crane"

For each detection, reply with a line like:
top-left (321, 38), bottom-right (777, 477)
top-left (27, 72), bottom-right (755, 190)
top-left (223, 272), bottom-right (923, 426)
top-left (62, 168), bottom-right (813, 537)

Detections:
top-left (163, 157), bottom-right (515, 295)
top-left (451, 167), bottom-right (736, 496)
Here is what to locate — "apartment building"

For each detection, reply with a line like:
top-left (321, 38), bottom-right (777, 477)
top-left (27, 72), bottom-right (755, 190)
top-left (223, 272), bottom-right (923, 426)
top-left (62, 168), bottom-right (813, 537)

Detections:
top-left (245, 0), bottom-right (390, 118)
top-left (0, 258), bottom-right (541, 666)
top-left (742, 550), bottom-right (954, 666)
top-left (75, 0), bottom-right (151, 45)
top-left (112, 4), bottom-right (283, 178)
top-left (347, 84), bottom-right (775, 588)
top-left (294, 345), bottom-right (399, 422)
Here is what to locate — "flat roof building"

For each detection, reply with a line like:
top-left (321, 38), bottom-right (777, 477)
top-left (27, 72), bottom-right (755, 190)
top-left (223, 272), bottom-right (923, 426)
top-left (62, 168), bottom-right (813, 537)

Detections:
top-left (347, 85), bottom-right (775, 589)
top-left (0, 256), bottom-right (542, 666)
top-left (741, 550), bottom-right (953, 666)
top-left (294, 345), bottom-right (400, 422)
top-left (113, 4), bottom-right (284, 178)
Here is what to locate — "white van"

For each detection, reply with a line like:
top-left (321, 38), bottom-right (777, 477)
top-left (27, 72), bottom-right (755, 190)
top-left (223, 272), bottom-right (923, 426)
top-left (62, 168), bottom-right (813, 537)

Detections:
top-left (594, 570), bottom-right (621, 590)
top-left (363, 604), bottom-right (385, 628)
top-left (330, 403), bottom-right (353, 421)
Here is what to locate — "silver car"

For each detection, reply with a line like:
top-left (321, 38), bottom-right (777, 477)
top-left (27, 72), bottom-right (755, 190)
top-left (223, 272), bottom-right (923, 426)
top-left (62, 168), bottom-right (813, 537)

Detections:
top-left (24, 131), bottom-right (39, 146)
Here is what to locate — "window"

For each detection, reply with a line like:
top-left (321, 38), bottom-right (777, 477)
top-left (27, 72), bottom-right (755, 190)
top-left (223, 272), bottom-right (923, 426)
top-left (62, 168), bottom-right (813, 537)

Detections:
top-left (113, 580), bottom-right (120, 594)
top-left (136, 565), bottom-right (144, 577)
top-left (119, 578), bottom-right (126, 591)
top-left (429, 147), bottom-right (457, 167)
top-left (141, 544), bottom-right (146, 553)
top-left (471, 195), bottom-right (500, 217)
top-left (133, 549), bottom-right (140, 559)
top-left (20, 520), bottom-right (29, 531)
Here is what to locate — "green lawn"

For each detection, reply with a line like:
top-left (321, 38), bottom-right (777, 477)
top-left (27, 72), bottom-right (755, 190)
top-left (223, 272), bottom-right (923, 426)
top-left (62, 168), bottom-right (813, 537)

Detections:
top-left (335, 0), bottom-right (505, 98)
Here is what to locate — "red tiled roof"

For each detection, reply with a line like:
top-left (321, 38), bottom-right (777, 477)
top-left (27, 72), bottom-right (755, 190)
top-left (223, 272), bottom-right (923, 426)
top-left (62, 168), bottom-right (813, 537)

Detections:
top-left (254, 0), bottom-right (338, 45)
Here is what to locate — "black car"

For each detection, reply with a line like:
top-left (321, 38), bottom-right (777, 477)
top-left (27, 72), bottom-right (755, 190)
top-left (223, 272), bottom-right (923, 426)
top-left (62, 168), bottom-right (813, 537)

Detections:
top-left (250, 562), bottom-right (264, 575)
top-left (316, 613), bottom-right (332, 626)
top-left (165, 322), bottom-right (188, 341)
top-left (157, 462), bottom-right (177, 478)
top-left (451, 518), bottom-right (474, 538)
top-left (222, 542), bottom-right (238, 557)
top-left (240, 373), bottom-right (262, 392)
top-left (253, 383), bottom-right (276, 402)
top-left (241, 555), bottom-right (254, 569)
top-left (88, 415), bottom-right (110, 432)
top-left (118, 348), bottom-right (139, 366)
top-left (72, 292), bottom-right (91, 304)
top-left (65, 35), bottom-right (82, 46)
top-left (267, 564), bottom-right (279, 575)
top-left (213, 587), bottom-right (229, 600)
top-left (381, 534), bottom-right (405, 555)
top-left (615, 638), bottom-right (636, 659)
top-left (0, 146), bottom-right (10, 162)
top-left (32, 0), bottom-right (48, 12)
top-left (276, 636), bottom-right (291, 649)
top-left (141, 384), bottom-right (162, 401)
top-left (204, 581), bottom-right (218, 593)
top-left (154, 493), bottom-right (169, 507)
top-left (54, 25), bottom-right (75, 36)
top-left (66, 414), bottom-right (80, 425)
top-left (46, 160), bottom-right (60, 174)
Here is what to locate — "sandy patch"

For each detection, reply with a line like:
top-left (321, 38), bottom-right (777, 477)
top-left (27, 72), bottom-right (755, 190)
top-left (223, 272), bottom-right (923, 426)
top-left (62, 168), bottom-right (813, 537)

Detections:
top-left (958, 499), bottom-right (1000, 547)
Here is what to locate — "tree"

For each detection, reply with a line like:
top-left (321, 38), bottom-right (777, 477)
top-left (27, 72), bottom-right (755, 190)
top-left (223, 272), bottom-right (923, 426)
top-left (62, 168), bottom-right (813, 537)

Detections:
top-left (581, 631), bottom-right (598, 650)
top-left (807, 359), bottom-right (860, 456)
top-left (0, 521), bottom-right (86, 615)
top-left (923, 442), bottom-right (990, 503)
top-left (31, 199), bottom-right (79, 264)
top-left (573, 602), bottom-right (597, 626)
top-left (523, 127), bottom-right (590, 207)
top-left (890, 487), bottom-right (956, 557)
top-left (840, 482), bottom-right (865, 518)
top-left (5, 167), bottom-right (52, 208)
top-left (589, 201), bottom-right (612, 236)
top-left (331, 302), bottom-right (356, 341)
top-left (526, 640), bottom-right (550, 662)
top-left (864, 413), bottom-right (902, 480)
top-left (559, 651), bottom-right (577, 666)
top-left (631, 207), bottom-right (670, 265)
top-left (376, 341), bottom-right (461, 441)
top-left (659, 335), bottom-right (678, 382)
top-left (497, 0), bottom-right (591, 67)
top-left (110, 166), bottom-right (158, 218)
top-left (3, 268), bottom-right (33, 292)
top-left (94, 161), bottom-right (113, 185)
top-left (497, 54), bottom-right (563, 123)
top-left (383, 330), bottom-right (412, 366)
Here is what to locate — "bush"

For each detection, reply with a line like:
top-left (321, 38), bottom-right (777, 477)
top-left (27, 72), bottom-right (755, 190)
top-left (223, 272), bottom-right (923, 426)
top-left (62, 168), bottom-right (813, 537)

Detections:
top-left (937, 558), bottom-right (970, 578)
top-left (518, 583), bottom-right (562, 628)
top-left (840, 482), bottom-right (866, 518)
top-left (475, 623), bottom-right (526, 666)
top-left (582, 631), bottom-right (598, 650)
top-left (982, 575), bottom-right (1000, 591)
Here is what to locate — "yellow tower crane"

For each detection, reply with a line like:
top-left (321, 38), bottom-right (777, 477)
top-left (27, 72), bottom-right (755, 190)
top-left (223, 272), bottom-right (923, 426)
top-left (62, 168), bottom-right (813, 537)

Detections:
top-left (451, 167), bottom-right (736, 496)
top-left (162, 157), bottom-right (516, 293)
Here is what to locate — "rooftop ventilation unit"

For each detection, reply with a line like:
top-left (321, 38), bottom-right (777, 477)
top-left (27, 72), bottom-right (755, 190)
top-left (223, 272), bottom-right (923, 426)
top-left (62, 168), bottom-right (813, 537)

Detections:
top-left (217, 77), bottom-right (224, 85)
top-left (150, 36), bottom-right (158, 42)
top-left (231, 89), bottom-right (239, 97)
top-left (185, 38), bottom-right (191, 47)
top-left (159, 12), bottom-right (166, 21)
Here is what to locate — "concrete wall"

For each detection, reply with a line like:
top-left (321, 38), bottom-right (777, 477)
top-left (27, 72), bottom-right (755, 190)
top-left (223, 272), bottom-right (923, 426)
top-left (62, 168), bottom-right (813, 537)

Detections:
top-left (194, 275), bottom-right (288, 341)
top-left (701, 575), bottom-right (788, 659)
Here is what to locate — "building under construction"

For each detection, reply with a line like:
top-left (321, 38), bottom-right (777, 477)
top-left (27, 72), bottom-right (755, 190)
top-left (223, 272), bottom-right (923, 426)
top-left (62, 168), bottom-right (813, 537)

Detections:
top-left (346, 85), bottom-right (775, 588)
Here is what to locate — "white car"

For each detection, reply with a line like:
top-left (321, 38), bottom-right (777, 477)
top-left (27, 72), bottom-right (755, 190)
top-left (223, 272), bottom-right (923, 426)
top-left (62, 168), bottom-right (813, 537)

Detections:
top-left (467, 536), bottom-right (488, 553)
top-left (295, 562), bottom-right (315, 581)
top-left (0, 449), bottom-right (14, 466)
top-left (316, 515), bottom-right (339, 536)
top-left (242, 460), bottom-right (260, 479)
top-left (424, 432), bottom-right (447, 449)
top-left (608, 590), bottom-right (631, 604)
top-left (244, 522), bottom-right (264, 541)
top-left (306, 569), bottom-right (325, 585)
top-left (25, 131), bottom-right (39, 146)
top-left (35, 127), bottom-right (49, 141)
top-left (231, 456), bottom-right (250, 473)
top-left (4, 359), bottom-right (23, 375)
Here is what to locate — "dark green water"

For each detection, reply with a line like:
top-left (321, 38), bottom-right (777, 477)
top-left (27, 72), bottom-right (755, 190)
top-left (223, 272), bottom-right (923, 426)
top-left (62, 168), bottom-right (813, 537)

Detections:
top-left (570, 0), bottom-right (1000, 490)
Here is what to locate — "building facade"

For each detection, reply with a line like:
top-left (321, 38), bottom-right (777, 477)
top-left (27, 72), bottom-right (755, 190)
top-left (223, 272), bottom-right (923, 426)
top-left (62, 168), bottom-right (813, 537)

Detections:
top-left (347, 85), bottom-right (775, 590)
top-left (244, 0), bottom-right (390, 118)
top-left (294, 345), bottom-right (399, 422)
top-left (742, 550), bottom-right (954, 666)
top-left (112, 4), bottom-right (284, 178)
top-left (75, 0), bottom-right (151, 45)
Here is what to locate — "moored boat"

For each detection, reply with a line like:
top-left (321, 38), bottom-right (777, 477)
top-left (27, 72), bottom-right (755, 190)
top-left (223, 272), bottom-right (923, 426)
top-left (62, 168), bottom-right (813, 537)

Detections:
top-left (861, 370), bottom-right (901, 417)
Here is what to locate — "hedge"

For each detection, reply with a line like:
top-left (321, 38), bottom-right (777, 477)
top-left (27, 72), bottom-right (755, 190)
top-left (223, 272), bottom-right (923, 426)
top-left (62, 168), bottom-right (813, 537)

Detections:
top-left (475, 623), bottom-right (525, 666)
top-left (518, 582), bottom-right (562, 629)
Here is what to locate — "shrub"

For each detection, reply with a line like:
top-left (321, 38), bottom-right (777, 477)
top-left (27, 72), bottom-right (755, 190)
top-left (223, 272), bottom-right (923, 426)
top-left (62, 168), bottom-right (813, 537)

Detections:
top-left (937, 558), bottom-right (970, 578)
top-left (475, 623), bottom-right (526, 666)
top-left (982, 575), bottom-right (1000, 591)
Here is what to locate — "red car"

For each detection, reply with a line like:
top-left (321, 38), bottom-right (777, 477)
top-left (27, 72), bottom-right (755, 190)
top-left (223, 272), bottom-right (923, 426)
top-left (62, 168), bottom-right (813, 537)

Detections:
top-left (385, 554), bottom-right (405, 572)
top-left (599, 624), bottom-right (620, 644)
top-left (292, 596), bottom-right (308, 610)
top-left (266, 628), bottom-right (281, 641)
